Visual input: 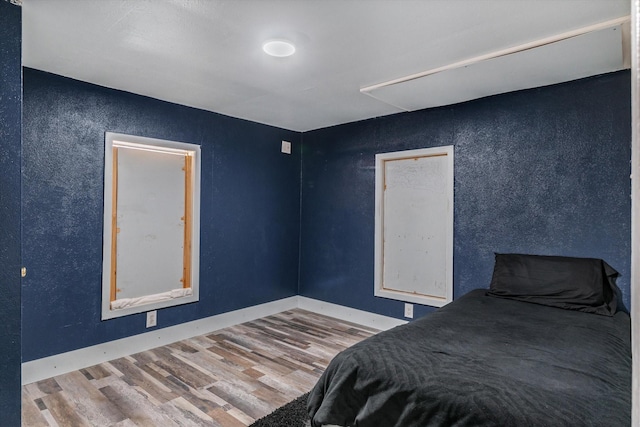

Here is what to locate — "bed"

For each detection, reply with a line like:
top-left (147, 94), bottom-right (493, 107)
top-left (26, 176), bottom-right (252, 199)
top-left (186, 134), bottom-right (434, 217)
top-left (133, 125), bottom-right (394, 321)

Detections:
top-left (307, 254), bottom-right (631, 427)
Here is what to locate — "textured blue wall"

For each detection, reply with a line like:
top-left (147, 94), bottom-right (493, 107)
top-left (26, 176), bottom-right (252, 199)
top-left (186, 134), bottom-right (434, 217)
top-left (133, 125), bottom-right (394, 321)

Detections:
top-left (20, 67), bottom-right (632, 362)
top-left (22, 68), bottom-right (301, 362)
top-left (0, 1), bottom-right (22, 424)
top-left (300, 71), bottom-right (631, 320)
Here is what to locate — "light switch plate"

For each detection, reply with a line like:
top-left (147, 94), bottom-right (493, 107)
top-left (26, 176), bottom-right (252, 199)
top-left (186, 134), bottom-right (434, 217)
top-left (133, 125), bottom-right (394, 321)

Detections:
top-left (281, 140), bottom-right (292, 154)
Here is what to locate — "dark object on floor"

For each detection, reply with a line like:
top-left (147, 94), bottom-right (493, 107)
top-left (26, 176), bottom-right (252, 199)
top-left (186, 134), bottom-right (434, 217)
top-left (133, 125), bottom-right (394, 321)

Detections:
top-left (250, 392), bottom-right (310, 427)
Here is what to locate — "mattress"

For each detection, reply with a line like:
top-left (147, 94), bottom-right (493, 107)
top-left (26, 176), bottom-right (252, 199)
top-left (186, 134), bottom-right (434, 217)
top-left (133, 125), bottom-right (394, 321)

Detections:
top-left (307, 289), bottom-right (631, 426)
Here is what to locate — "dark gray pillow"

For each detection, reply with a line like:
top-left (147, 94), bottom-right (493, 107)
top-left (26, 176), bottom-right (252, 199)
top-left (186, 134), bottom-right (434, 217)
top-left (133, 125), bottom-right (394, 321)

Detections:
top-left (487, 253), bottom-right (618, 316)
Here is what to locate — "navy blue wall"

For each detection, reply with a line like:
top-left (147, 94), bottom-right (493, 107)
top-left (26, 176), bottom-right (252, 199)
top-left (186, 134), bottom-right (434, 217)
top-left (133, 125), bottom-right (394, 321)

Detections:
top-left (20, 66), bottom-right (632, 362)
top-left (300, 71), bottom-right (631, 320)
top-left (22, 68), bottom-right (301, 362)
top-left (0, 1), bottom-right (22, 424)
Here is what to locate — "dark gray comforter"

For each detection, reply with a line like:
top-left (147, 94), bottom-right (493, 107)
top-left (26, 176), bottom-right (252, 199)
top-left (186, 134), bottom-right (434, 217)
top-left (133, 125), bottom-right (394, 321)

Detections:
top-left (308, 290), bottom-right (631, 426)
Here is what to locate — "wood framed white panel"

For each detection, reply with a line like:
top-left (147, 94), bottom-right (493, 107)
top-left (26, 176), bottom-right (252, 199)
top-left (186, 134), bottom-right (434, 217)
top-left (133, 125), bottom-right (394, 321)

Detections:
top-left (102, 132), bottom-right (201, 320)
top-left (116, 148), bottom-right (186, 299)
top-left (374, 146), bottom-right (453, 307)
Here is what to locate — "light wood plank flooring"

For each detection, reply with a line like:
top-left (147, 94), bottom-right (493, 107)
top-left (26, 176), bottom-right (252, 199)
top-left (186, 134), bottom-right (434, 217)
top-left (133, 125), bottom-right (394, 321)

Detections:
top-left (22, 309), bottom-right (378, 426)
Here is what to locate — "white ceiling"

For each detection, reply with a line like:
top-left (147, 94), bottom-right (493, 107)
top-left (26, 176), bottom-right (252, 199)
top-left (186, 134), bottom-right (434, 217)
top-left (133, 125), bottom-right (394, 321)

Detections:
top-left (22, 0), bottom-right (631, 132)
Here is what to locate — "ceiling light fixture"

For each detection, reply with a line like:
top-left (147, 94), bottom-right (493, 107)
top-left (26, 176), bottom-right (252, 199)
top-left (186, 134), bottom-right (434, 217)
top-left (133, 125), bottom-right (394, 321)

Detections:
top-left (262, 40), bottom-right (296, 57)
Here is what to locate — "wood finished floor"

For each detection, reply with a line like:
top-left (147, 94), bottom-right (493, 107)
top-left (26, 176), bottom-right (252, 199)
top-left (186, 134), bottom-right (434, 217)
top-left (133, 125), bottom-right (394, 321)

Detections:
top-left (21, 309), bottom-right (378, 427)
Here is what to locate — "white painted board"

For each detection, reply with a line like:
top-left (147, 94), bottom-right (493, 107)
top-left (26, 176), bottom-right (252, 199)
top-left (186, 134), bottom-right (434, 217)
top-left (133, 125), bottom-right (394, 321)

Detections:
top-left (101, 132), bottom-right (201, 320)
top-left (375, 146), bottom-right (453, 307)
top-left (365, 24), bottom-right (627, 111)
top-left (115, 147), bottom-right (186, 299)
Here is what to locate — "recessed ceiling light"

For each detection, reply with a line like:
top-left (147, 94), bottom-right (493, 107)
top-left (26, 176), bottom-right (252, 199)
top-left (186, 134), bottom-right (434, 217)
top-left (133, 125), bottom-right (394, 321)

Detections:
top-left (262, 40), bottom-right (296, 57)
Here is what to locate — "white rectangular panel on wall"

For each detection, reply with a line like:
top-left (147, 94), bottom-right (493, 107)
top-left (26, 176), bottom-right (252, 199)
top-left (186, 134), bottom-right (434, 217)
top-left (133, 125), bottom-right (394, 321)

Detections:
top-left (374, 146), bottom-right (453, 307)
top-left (116, 148), bottom-right (186, 300)
top-left (102, 132), bottom-right (200, 320)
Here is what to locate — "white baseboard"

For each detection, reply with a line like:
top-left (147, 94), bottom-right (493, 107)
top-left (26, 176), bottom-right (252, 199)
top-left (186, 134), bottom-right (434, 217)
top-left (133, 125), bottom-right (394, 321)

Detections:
top-left (297, 296), bottom-right (407, 331)
top-left (22, 296), bottom-right (298, 385)
top-left (22, 295), bottom-right (405, 385)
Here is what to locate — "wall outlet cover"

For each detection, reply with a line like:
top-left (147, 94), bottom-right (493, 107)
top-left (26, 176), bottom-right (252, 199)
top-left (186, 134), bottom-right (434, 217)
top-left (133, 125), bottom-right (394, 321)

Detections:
top-left (404, 303), bottom-right (414, 319)
top-left (146, 310), bottom-right (157, 328)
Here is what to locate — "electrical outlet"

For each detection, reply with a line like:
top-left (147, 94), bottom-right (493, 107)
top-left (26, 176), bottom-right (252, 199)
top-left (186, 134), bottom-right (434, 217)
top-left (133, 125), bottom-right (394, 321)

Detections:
top-left (146, 310), bottom-right (157, 328)
top-left (404, 303), bottom-right (414, 319)
top-left (281, 140), bottom-right (292, 154)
